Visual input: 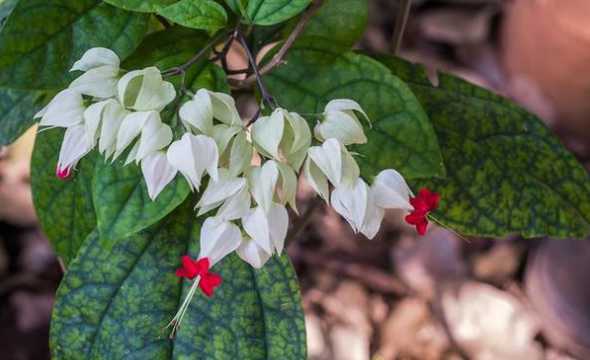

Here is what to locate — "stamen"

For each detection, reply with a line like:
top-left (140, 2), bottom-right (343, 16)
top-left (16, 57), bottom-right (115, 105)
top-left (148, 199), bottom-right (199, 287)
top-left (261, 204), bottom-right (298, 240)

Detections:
top-left (166, 276), bottom-right (201, 338)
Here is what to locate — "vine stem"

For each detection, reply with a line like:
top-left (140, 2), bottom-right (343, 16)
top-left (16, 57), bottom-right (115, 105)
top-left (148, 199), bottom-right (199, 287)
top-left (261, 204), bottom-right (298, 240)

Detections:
top-left (236, 30), bottom-right (277, 110)
top-left (162, 31), bottom-right (229, 77)
top-left (229, 0), bottom-right (324, 90)
top-left (392, 0), bottom-right (412, 55)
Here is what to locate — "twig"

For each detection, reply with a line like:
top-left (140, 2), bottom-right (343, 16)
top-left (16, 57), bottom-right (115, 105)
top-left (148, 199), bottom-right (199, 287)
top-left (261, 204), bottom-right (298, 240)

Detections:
top-left (230, 0), bottom-right (324, 89)
top-left (392, 0), bottom-right (412, 55)
top-left (236, 30), bottom-right (277, 109)
top-left (162, 31), bottom-right (229, 77)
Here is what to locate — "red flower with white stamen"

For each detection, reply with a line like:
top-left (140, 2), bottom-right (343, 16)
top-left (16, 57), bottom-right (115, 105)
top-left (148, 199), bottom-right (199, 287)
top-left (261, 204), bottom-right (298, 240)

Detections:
top-left (405, 188), bottom-right (440, 235)
top-left (175, 256), bottom-right (222, 297)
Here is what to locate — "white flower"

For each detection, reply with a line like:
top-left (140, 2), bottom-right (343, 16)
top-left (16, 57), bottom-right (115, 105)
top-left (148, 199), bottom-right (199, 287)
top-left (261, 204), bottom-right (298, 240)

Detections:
top-left (198, 217), bottom-right (242, 267)
top-left (248, 160), bottom-right (279, 213)
top-left (71, 47), bottom-right (120, 72)
top-left (359, 186), bottom-right (385, 239)
top-left (227, 131), bottom-right (253, 177)
top-left (117, 67), bottom-right (176, 111)
top-left (216, 187), bottom-right (251, 221)
top-left (358, 169), bottom-right (414, 239)
top-left (180, 89), bottom-right (242, 130)
top-left (196, 170), bottom-right (247, 215)
top-left (141, 151), bottom-right (178, 200)
top-left (303, 154), bottom-right (330, 201)
top-left (306, 138), bottom-right (359, 190)
top-left (83, 99), bottom-right (129, 158)
top-left (69, 48), bottom-right (121, 99)
top-left (372, 169), bottom-right (413, 210)
top-left (56, 124), bottom-right (94, 178)
top-left (237, 238), bottom-right (272, 269)
top-left (35, 89), bottom-right (85, 128)
top-left (238, 202), bottom-right (289, 268)
top-left (330, 178), bottom-right (369, 233)
top-left (166, 133), bottom-right (219, 191)
top-left (251, 108), bottom-right (311, 170)
top-left (276, 162), bottom-right (298, 212)
top-left (314, 99), bottom-right (369, 145)
top-left (211, 124), bottom-right (243, 156)
top-left (112, 111), bottom-right (171, 161)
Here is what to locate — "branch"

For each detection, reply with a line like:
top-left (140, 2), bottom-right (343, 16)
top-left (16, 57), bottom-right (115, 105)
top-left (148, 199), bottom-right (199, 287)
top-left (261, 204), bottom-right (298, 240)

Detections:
top-left (229, 0), bottom-right (324, 89)
top-left (392, 0), bottom-right (412, 55)
top-left (162, 30), bottom-right (229, 77)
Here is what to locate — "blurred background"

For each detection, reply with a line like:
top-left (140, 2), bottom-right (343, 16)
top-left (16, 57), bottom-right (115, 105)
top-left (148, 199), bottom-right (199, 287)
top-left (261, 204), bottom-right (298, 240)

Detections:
top-left (2, 0), bottom-right (590, 359)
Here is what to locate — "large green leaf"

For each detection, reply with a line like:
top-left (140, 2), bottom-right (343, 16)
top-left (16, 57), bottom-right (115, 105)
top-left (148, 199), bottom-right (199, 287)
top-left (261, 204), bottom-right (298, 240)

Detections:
top-left (246, 0), bottom-right (311, 25)
top-left (294, 0), bottom-right (367, 51)
top-left (93, 157), bottom-right (190, 242)
top-left (265, 42), bottom-right (445, 180)
top-left (0, 88), bottom-right (53, 145)
top-left (0, 0), bottom-right (149, 90)
top-left (379, 56), bottom-right (590, 238)
top-left (31, 129), bottom-right (97, 265)
top-left (103, 0), bottom-right (177, 12)
top-left (158, 0), bottom-right (227, 33)
top-left (50, 202), bottom-right (306, 359)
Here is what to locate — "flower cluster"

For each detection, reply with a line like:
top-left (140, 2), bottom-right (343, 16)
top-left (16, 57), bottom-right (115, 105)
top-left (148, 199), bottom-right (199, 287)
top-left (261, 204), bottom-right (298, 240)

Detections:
top-left (36, 48), bottom-right (440, 334)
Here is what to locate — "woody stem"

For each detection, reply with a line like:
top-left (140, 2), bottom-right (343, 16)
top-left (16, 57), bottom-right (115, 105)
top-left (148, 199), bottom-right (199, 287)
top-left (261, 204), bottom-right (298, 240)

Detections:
top-left (236, 30), bottom-right (277, 110)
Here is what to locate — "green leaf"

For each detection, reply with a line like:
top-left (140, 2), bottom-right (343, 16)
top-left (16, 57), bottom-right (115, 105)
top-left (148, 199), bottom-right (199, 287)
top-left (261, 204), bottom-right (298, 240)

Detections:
top-left (246, 0), bottom-right (311, 25)
top-left (0, 0), bottom-right (149, 90)
top-left (379, 56), bottom-right (590, 238)
top-left (294, 0), bottom-right (367, 51)
top-left (265, 42), bottom-right (445, 180)
top-left (103, 0), bottom-right (177, 12)
top-left (158, 0), bottom-right (227, 33)
top-left (224, 0), bottom-right (246, 14)
top-left (50, 202), bottom-right (306, 359)
top-left (93, 157), bottom-right (190, 242)
top-left (0, 88), bottom-right (53, 145)
top-left (31, 129), bottom-right (97, 265)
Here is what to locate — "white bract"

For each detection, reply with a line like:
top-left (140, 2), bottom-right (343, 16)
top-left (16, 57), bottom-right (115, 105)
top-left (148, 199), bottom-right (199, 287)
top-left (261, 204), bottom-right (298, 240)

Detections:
top-left (167, 133), bottom-right (219, 191)
top-left (315, 99), bottom-right (370, 146)
top-left (118, 67), bottom-right (176, 111)
top-left (35, 89), bottom-right (85, 128)
top-left (248, 160), bottom-right (279, 213)
top-left (196, 170), bottom-right (247, 215)
top-left (141, 151), bottom-right (177, 200)
top-left (180, 89), bottom-right (242, 132)
top-left (198, 217), bottom-right (242, 267)
top-left (305, 138), bottom-right (360, 192)
top-left (251, 108), bottom-right (311, 170)
top-left (69, 48), bottom-right (121, 99)
top-left (56, 124), bottom-right (94, 177)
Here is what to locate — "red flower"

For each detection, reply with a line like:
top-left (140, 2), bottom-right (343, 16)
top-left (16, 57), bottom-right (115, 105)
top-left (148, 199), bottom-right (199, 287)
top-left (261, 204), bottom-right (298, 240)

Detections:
top-left (175, 256), bottom-right (223, 297)
top-left (404, 188), bottom-right (440, 235)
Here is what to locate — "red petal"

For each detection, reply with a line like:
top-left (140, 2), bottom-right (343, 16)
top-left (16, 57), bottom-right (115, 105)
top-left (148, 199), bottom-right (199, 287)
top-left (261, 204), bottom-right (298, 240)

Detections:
top-left (199, 272), bottom-right (223, 297)
top-left (405, 211), bottom-right (425, 225)
top-left (194, 257), bottom-right (210, 276)
top-left (175, 268), bottom-right (190, 279)
top-left (416, 220), bottom-right (428, 235)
